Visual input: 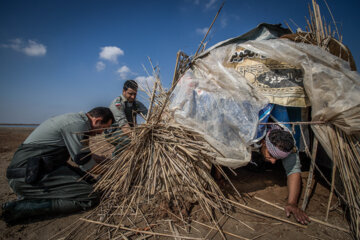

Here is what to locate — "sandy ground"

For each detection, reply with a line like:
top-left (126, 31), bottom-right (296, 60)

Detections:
top-left (0, 127), bottom-right (353, 240)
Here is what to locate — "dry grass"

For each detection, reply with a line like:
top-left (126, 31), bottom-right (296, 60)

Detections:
top-left (61, 68), bottom-right (244, 239)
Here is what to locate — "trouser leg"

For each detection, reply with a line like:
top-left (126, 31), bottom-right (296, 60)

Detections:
top-left (2, 198), bottom-right (97, 225)
top-left (3, 165), bottom-right (99, 224)
top-left (9, 166), bottom-right (99, 201)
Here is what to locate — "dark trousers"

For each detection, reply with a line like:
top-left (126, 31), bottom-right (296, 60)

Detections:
top-left (8, 165), bottom-right (99, 209)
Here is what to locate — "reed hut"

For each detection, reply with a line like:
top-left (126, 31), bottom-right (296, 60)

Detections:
top-left (169, 1), bottom-right (359, 238)
top-left (62, 1), bottom-right (359, 239)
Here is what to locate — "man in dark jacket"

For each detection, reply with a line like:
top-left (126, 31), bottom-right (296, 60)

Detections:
top-left (106, 80), bottom-right (148, 156)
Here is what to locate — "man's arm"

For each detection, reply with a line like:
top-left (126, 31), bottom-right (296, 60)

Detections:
top-left (61, 121), bottom-right (107, 172)
top-left (121, 123), bottom-right (131, 135)
top-left (136, 101), bottom-right (148, 117)
top-left (282, 152), bottom-right (310, 224)
top-left (109, 97), bottom-right (128, 127)
top-left (86, 154), bottom-right (110, 174)
top-left (285, 172), bottom-right (310, 224)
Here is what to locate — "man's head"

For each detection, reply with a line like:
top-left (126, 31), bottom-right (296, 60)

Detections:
top-left (261, 129), bottom-right (295, 164)
top-left (123, 80), bottom-right (138, 103)
top-left (87, 107), bottom-right (115, 135)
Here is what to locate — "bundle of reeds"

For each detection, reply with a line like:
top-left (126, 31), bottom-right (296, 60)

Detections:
top-left (283, 2), bottom-right (359, 238)
top-left (327, 126), bottom-right (360, 239)
top-left (283, 0), bottom-right (356, 70)
top-left (61, 72), bottom-right (241, 239)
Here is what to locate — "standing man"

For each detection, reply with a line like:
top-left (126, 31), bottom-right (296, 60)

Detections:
top-left (106, 80), bottom-right (148, 156)
top-left (2, 107), bottom-right (114, 225)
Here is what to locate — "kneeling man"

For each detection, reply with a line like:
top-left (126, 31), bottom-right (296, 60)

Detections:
top-left (2, 107), bottom-right (114, 224)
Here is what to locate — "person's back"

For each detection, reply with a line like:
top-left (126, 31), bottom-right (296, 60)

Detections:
top-left (2, 107), bottom-right (114, 225)
top-left (9, 112), bottom-right (91, 169)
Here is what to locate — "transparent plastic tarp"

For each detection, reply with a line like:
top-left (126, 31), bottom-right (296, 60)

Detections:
top-left (169, 46), bottom-right (268, 168)
top-left (170, 26), bottom-right (360, 168)
top-left (241, 39), bottom-right (360, 134)
top-left (241, 39), bottom-right (360, 159)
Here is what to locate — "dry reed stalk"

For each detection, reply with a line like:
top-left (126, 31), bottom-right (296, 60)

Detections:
top-left (194, 2), bottom-right (224, 57)
top-left (254, 196), bottom-right (350, 233)
top-left (327, 126), bottom-right (360, 239)
top-left (301, 134), bottom-right (318, 211)
top-left (192, 219), bottom-right (251, 240)
top-left (65, 70), bottom-right (242, 239)
top-left (288, 0), bottom-right (344, 52)
top-left (205, 191), bottom-right (307, 229)
top-left (325, 158), bottom-right (336, 222)
top-left (79, 218), bottom-right (204, 240)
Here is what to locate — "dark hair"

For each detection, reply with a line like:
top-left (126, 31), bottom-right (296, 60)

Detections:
top-left (123, 80), bottom-right (138, 91)
top-left (87, 107), bottom-right (115, 124)
top-left (268, 129), bottom-right (295, 152)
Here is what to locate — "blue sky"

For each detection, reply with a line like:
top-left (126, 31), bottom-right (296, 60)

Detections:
top-left (1, 0), bottom-right (359, 124)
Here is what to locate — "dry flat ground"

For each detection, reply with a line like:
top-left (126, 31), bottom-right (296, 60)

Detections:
top-left (0, 127), bottom-right (352, 240)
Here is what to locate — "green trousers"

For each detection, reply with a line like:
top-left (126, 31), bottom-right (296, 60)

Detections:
top-left (4, 165), bottom-right (99, 224)
top-left (8, 165), bottom-right (99, 203)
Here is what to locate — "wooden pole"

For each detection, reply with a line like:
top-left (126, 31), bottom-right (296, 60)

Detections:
top-left (301, 137), bottom-right (319, 211)
top-left (325, 150), bottom-right (337, 221)
top-left (223, 197), bottom-right (307, 229)
top-left (171, 51), bottom-right (181, 88)
top-left (79, 218), bottom-right (204, 240)
top-left (192, 220), bottom-right (251, 240)
top-left (255, 196), bottom-right (350, 233)
top-left (194, 2), bottom-right (224, 57)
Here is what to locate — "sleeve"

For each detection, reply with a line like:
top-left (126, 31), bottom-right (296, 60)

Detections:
top-left (136, 101), bottom-right (148, 117)
top-left (281, 152), bottom-right (301, 176)
top-left (109, 97), bottom-right (128, 127)
top-left (61, 122), bottom-right (96, 171)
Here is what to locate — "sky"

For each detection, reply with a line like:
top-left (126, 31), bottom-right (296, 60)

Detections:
top-left (1, 0), bottom-right (359, 124)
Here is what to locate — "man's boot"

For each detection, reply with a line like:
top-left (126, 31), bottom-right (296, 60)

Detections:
top-left (1, 199), bottom-right (87, 225)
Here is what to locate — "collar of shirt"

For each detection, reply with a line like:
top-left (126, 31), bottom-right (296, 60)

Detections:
top-left (79, 112), bottom-right (91, 131)
top-left (121, 95), bottom-right (134, 107)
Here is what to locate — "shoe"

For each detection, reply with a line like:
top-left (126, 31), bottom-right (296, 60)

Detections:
top-left (1, 199), bottom-right (52, 225)
top-left (0, 199), bottom-right (88, 225)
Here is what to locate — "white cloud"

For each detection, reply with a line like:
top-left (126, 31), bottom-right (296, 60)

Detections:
top-left (24, 40), bottom-right (47, 56)
top-left (117, 65), bottom-right (132, 79)
top-left (1, 38), bottom-right (47, 56)
top-left (135, 76), bottom-right (156, 90)
top-left (196, 27), bottom-right (209, 35)
top-left (220, 17), bottom-right (228, 28)
top-left (96, 61), bottom-right (106, 71)
top-left (205, 0), bottom-right (217, 9)
top-left (99, 46), bottom-right (124, 63)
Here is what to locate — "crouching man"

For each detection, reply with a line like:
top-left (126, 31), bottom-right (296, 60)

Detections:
top-left (253, 127), bottom-right (310, 224)
top-left (1, 107), bottom-right (114, 225)
top-left (106, 80), bottom-right (148, 156)
top-left (244, 104), bottom-right (311, 225)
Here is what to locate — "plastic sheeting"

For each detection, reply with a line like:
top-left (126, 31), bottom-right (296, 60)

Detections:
top-left (242, 39), bottom-right (360, 134)
top-left (169, 46), bottom-right (268, 168)
top-left (170, 25), bottom-right (360, 168)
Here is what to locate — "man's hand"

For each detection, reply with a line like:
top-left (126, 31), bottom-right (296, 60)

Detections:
top-left (286, 172), bottom-right (310, 224)
top-left (285, 203), bottom-right (310, 225)
top-left (89, 154), bottom-right (109, 175)
top-left (92, 154), bottom-right (108, 164)
top-left (121, 123), bottom-right (132, 137)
